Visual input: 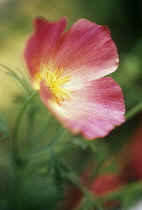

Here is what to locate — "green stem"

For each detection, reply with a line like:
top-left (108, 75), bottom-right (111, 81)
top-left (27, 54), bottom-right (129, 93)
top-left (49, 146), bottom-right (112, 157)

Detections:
top-left (125, 101), bottom-right (142, 120)
top-left (12, 91), bottom-right (38, 165)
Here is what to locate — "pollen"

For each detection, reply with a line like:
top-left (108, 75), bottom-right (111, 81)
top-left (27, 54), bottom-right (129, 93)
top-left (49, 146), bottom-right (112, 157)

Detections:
top-left (35, 67), bottom-right (73, 105)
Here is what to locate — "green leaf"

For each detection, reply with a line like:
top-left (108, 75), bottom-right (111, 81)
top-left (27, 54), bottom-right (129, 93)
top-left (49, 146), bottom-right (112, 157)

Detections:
top-left (0, 113), bottom-right (10, 141)
top-left (0, 64), bottom-right (32, 96)
top-left (80, 192), bottom-right (104, 210)
top-left (100, 163), bottom-right (119, 174)
top-left (14, 176), bottom-right (61, 210)
top-left (73, 137), bottom-right (89, 150)
top-left (121, 184), bottom-right (142, 210)
top-left (91, 140), bottom-right (110, 163)
top-left (13, 94), bottom-right (26, 104)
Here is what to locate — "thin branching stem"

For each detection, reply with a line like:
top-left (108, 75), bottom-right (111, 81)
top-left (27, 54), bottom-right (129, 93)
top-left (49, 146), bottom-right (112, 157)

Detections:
top-left (125, 101), bottom-right (142, 120)
top-left (12, 91), bottom-right (38, 166)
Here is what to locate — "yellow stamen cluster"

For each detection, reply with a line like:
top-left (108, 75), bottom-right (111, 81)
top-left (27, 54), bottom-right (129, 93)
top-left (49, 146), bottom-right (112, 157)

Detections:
top-left (35, 67), bottom-right (73, 105)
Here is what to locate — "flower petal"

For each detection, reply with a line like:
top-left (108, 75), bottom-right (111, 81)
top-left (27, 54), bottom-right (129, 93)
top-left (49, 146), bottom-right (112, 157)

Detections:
top-left (40, 77), bottom-right (125, 140)
top-left (24, 17), bottom-right (66, 81)
top-left (51, 19), bottom-right (119, 82)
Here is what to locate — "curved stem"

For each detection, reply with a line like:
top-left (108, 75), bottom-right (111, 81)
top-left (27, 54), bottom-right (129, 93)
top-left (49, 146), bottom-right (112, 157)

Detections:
top-left (125, 101), bottom-right (142, 120)
top-left (12, 91), bottom-right (38, 165)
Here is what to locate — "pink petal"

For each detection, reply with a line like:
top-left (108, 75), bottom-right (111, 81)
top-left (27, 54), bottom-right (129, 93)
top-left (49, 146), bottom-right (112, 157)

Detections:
top-left (40, 77), bottom-right (125, 140)
top-left (51, 19), bottom-right (119, 82)
top-left (24, 17), bottom-right (66, 80)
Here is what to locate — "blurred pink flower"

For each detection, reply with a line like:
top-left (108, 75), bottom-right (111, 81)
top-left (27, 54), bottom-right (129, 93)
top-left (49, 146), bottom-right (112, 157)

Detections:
top-left (90, 173), bottom-right (123, 208)
top-left (90, 173), bottom-right (123, 196)
top-left (65, 172), bottom-right (123, 209)
top-left (24, 17), bottom-right (125, 139)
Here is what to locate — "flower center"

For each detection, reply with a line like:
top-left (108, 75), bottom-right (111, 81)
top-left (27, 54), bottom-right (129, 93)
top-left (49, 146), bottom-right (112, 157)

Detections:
top-left (35, 67), bottom-right (73, 105)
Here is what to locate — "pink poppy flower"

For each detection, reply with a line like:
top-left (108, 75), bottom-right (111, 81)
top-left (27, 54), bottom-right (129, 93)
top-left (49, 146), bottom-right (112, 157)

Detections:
top-left (24, 17), bottom-right (125, 140)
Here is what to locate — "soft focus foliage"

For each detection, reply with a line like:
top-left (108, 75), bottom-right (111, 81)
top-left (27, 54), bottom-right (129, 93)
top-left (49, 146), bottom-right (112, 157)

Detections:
top-left (0, 0), bottom-right (142, 209)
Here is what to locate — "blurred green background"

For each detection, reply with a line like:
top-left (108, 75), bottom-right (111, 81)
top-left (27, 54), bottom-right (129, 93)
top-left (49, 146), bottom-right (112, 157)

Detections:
top-left (0, 0), bottom-right (142, 209)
